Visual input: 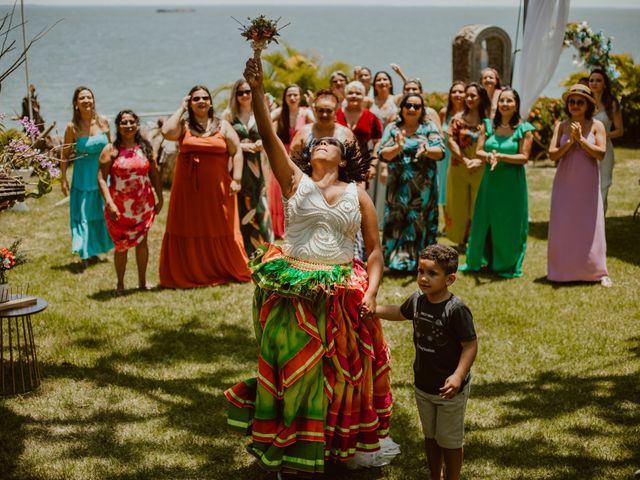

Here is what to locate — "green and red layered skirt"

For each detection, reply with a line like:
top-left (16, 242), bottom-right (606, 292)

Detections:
top-left (225, 244), bottom-right (393, 474)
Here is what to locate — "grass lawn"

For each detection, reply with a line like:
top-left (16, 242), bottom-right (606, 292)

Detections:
top-left (1, 148), bottom-right (639, 480)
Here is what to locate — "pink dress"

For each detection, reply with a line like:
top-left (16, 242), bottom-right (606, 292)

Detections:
top-left (105, 146), bottom-right (156, 252)
top-left (547, 133), bottom-right (608, 282)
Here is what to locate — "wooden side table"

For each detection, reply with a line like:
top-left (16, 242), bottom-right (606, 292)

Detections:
top-left (0, 295), bottom-right (47, 396)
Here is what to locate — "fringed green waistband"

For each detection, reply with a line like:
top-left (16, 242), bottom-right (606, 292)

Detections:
top-left (249, 245), bottom-right (357, 300)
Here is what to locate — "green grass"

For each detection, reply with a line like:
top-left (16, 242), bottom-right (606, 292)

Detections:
top-left (1, 148), bottom-right (639, 480)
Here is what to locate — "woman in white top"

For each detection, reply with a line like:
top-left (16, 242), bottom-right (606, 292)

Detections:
top-left (225, 55), bottom-right (398, 477)
top-left (588, 67), bottom-right (624, 214)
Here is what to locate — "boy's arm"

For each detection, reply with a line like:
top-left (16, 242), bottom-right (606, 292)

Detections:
top-left (439, 338), bottom-right (478, 399)
top-left (375, 305), bottom-right (406, 321)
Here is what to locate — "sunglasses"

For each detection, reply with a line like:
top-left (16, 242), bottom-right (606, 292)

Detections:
top-left (191, 96), bottom-right (211, 102)
top-left (404, 103), bottom-right (422, 111)
top-left (315, 107), bottom-right (335, 115)
top-left (236, 90), bottom-right (252, 97)
top-left (568, 98), bottom-right (586, 106)
top-left (119, 120), bottom-right (137, 126)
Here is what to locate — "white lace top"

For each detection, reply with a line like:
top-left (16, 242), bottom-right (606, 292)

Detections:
top-left (282, 174), bottom-right (361, 264)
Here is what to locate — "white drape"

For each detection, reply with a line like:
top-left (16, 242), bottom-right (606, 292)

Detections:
top-left (519, 0), bottom-right (571, 117)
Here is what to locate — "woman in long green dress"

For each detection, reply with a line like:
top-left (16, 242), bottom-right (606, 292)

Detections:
top-left (459, 88), bottom-right (534, 278)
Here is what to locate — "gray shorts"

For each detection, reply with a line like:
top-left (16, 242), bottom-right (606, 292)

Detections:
top-left (414, 383), bottom-right (470, 449)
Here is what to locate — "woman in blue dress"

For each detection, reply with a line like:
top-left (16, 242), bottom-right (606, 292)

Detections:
top-left (378, 93), bottom-right (444, 272)
top-left (60, 86), bottom-right (113, 263)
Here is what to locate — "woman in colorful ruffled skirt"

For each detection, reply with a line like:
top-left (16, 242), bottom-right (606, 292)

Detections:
top-left (225, 56), bottom-right (398, 477)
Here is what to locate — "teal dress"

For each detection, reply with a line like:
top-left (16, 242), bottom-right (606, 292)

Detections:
top-left (378, 121), bottom-right (444, 271)
top-left (436, 117), bottom-right (451, 206)
top-left (460, 120), bottom-right (534, 278)
top-left (70, 133), bottom-right (113, 259)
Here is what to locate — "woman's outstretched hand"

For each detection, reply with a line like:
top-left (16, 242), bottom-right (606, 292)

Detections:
top-left (244, 58), bottom-right (262, 89)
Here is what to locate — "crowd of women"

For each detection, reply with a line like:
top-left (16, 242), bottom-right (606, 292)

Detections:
top-left (53, 56), bottom-right (623, 477)
top-left (58, 65), bottom-right (621, 291)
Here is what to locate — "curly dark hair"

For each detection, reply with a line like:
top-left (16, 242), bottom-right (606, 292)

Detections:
top-left (292, 138), bottom-right (370, 184)
top-left (113, 110), bottom-right (153, 161)
top-left (419, 244), bottom-right (459, 274)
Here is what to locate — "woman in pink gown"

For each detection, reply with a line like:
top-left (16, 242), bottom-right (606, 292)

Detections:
top-left (547, 84), bottom-right (611, 287)
top-left (269, 84), bottom-right (314, 238)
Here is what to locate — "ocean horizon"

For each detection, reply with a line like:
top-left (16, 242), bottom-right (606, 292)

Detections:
top-left (1, 4), bottom-right (638, 133)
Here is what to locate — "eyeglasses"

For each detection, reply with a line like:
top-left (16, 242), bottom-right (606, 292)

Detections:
top-left (119, 120), bottom-right (137, 126)
top-left (191, 96), bottom-right (211, 102)
top-left (568, 98), bottom-right (586, 106)
top-left (404, 103), bottom-right (422, 111)
top-left (236, 90), bottom-right (252, 97)
top-left (315, 107), bottom-right (335, 115)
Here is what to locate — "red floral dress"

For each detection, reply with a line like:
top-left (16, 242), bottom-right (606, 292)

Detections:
top-left (105, 146), bottom-right (156, 252)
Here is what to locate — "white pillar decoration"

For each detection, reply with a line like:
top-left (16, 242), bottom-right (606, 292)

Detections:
top-left (519, 0), bottom-right (571, 118)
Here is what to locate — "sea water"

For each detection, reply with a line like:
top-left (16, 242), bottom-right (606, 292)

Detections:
top-left (0, 4), bottom-right (638, 132)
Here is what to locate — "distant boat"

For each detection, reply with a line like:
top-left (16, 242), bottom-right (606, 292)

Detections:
top-left (156, 8), bottom-right (195, 13)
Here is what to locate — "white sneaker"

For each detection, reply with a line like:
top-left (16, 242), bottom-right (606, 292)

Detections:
top-left (600, 276), bottom-right (613, 288)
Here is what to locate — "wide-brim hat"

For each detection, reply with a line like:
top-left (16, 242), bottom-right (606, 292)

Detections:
top-left (562, 84), bottom-right (596, 105)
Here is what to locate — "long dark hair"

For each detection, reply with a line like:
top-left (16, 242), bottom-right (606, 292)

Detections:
top-left (395, 93), bottom-right (427, 126)
top-left (277, 84), bottom-right (301, 144)
top-left (444, 80), bottom-right (466, 120)
top-left (293, 139), bottom-right (370, 183)
top-left (373, 71), bottom-right (394, 97)
top-left (493, 88), bottom-right (522, 129)
top-left (464, 82), bottom-right (491, 119)
top-left (187, 84), bottom-right (218, 134)
top-left (589, 67), bottom-right (619, 122)
top-left (113, 110), bottom-right (153, 161)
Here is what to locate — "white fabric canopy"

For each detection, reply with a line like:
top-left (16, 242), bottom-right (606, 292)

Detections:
top-left (519, 0), bottom-right (571, 117)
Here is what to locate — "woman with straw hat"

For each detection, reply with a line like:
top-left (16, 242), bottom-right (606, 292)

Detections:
top-left (547, 84), bottom-right (611, 287)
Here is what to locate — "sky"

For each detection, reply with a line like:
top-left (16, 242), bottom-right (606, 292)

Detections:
top-left (1, 0), bottom-right (639, 7)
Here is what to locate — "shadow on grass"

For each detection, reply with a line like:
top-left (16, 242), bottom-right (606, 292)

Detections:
top-left (87, 285), bottom-right (163, 301)
top-left (532, 276), bottom-right (602, 289)
top-left (457, 268), bottom-right (510, 286)
top-left (0, 404), bottom-right (26, 480)
top-left (0, 318), bottom-right (265, 479)
top-left (50, 260), bottom-right (87, 275)
top-left (467, 369), bottom-right (640, 478)
top-left (529, 215), bottom-right (640, 266)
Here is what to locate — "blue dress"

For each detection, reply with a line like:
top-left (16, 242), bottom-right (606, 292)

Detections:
top-left (70, 133), bottom-right (113, 259)
top-left (378, 121), bottom-right (444, 271)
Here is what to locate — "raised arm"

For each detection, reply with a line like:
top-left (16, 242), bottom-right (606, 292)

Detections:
top-left (161, 96), bottom-right (188, 141)
top-left (244, 57), bottom-right (301, 198)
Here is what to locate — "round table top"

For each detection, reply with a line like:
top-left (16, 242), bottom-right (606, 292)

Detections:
top-left (0, 295), bottom-right (48, 317)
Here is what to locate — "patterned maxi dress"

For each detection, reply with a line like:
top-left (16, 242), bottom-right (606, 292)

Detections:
top-left (444, 116), bottom-right (485, 245)
top-left (104, 146), bottom-right (156, 251)
top-left (378, 121), bottom-right (444, 272)
top-left (70, 133), bottom-right (113, 259)
top-left (460, 120), bottom-right (534, 278)
top-left (225, 174), bottom-right (395, 474)
top-left (232, 116), bottom-right (274, 256)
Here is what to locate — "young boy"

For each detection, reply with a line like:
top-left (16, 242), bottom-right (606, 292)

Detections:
top-left (377, 244), bottom-right (477, 480)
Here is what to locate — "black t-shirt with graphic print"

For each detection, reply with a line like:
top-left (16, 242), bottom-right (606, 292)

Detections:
top-left (400, 291), bottom-right (476, 395)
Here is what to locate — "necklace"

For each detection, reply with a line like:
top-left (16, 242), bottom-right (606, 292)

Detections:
top-left (499, 123), bottom-right (513, 129)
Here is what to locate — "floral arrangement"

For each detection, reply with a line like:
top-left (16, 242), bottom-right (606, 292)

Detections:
top-left (0, 239), bottom-right (27, 285)
top-left (0, 114), bottom-right (60, 200)
top-left (563, 21), bottom-right (619, 80)
top-left (233, 15), bottom-right (289, 57)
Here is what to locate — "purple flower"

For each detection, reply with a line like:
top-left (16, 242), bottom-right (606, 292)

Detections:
top-left (19, 116), bottom-right (40, 140)
top-left (9, 139), bottom-right (30, 153)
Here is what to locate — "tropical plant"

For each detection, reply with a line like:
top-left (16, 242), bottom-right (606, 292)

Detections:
top-left (526, 96), bottom-right (565, 161)
top-left (562, 53), bottom-right (640, 145)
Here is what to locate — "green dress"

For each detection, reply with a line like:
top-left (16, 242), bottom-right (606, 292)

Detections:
top-left (460, 120), bottom-right (534, 278)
